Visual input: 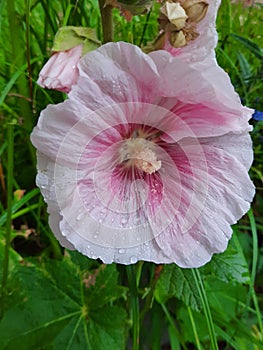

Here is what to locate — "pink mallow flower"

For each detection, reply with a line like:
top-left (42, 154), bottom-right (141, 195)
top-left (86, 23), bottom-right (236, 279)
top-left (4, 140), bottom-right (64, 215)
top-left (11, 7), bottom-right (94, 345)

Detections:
top-left (37, 45), bottom-right (83, 93)
top-left (31, 42), bottom-right (254, 268)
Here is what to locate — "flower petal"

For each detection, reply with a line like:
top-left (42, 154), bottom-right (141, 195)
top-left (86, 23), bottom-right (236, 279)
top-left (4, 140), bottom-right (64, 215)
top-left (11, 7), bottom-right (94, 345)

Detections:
top-left (154, 134), bottom-right (255, 267)
top-left (70, 41), bottom-right (160, 109)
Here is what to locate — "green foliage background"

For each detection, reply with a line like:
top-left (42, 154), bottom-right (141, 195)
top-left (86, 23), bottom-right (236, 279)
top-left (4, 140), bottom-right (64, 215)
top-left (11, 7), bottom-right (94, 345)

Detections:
top-left (0, 0), bottom-right (262, 349)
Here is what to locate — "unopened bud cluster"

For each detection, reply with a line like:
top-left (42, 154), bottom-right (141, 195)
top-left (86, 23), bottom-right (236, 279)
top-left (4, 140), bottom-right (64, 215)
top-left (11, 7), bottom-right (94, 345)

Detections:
top-left (157, 0), bottom-right (208, 49)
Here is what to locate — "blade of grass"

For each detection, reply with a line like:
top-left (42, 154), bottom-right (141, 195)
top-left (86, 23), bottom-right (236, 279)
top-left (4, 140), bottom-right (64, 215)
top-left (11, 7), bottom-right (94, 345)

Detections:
top-left (10, 204), bottom-right (40, 220)
top-left (231, 34), bottom-right (263, 60)
top-left (232, 229), bottom-right (263, 344)
top-left (62, 4), bottom-right (74, 26)
top-left (139, 8), bottom-right (152, 47)
top-left (217, 47), bottom-right (248, 104)
top-left (26, 0), bottom-right (34, 107)
top-left (247, 209), bottom-right (263, 336)
top-left (0, 122), bottom-right (15, 319)
top-left (167, 324), bottom-right (181, 350)
top-left (6, 0), bottom-right (34, 132)
top-left (0, 188), bottom-right (40, 227)
top-left (0, 0), bottom-right (5, 33)
top-left (192, 269), bottom-right (218, 350)
top-left (39, 0), bottom-right (58, 35)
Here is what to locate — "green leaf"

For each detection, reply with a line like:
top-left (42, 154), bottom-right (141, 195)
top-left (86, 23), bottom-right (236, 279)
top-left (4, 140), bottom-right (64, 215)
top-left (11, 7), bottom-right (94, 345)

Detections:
top-left (205, 277), bottom-right (247, 322)
top-left (201, 245), bottom-right (250, 285)
top-left (66, 249), bottom-right (98, 271)
top-left (231, 33), bottom-right (263, 59)
top-left (154, 265), bottom-right (202, 311)
top-left (85, 264), bottom-right (127, 309)
top-left (2, 310), bottom-right (77, 350)
top-left (0, 258), bottom-right (127, 350)
top-left (87, 306), bottom-right (127, 350)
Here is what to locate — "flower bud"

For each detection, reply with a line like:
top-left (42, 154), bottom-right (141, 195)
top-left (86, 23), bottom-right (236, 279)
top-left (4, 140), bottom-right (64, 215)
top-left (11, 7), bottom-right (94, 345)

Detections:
top-left (37, 27), bottom-right (100, 93)
top-left (160, 2), bottom-right (188, 30)
top-left (182, 0), bottom-right (208, 23)
top-left (170, 30), bottom-right (187, 47)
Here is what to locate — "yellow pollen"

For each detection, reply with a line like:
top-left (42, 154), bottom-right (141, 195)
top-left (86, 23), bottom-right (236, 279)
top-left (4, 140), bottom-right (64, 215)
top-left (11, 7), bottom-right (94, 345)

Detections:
top-left (120, 138), bottom-right (161, 174)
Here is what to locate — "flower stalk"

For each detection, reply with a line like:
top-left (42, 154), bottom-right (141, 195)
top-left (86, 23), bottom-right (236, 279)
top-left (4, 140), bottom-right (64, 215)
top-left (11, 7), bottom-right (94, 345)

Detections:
top-left (192, 269), bottom-right (219, 350)
top-left (127, 265), bottom-right (140, 350)
top-left (99, 0), bottom-right (114, 43)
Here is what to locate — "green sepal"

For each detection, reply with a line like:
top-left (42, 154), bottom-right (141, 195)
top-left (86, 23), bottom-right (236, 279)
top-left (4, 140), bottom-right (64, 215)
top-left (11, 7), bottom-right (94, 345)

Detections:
top-left (52, 26), bottom-right (101, 54)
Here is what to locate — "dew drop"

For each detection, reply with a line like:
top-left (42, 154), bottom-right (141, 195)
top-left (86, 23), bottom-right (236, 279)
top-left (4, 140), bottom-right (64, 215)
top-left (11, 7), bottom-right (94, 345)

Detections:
top-left (100, 208), bottom-right (107, 214)
top-left (130, 256), bottom-right (138, 264)
top-left (121, 217), bottom-right (127, 225)
top-left (76, 213), bottom-right (83, 221)
top-left (118, 248), bottom-right (126, 254)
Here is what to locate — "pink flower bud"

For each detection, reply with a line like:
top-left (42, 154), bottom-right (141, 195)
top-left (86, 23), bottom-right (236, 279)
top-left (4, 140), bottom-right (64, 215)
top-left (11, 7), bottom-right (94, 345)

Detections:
top-left (37, 45), bottom-right (83, 93)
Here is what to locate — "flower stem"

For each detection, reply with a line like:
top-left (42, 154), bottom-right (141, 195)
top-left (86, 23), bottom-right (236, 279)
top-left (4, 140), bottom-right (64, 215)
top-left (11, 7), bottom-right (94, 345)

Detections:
top-left (127, 265), bottom-right (140, 350)
top-left (187, 306), bottom-right (202, 350)
top-left (192, 268), bottom-right (218, 350)
top-left (0, 123), bottom-right (15, 319)
top-left (98, 0), bottom-right (113, 43)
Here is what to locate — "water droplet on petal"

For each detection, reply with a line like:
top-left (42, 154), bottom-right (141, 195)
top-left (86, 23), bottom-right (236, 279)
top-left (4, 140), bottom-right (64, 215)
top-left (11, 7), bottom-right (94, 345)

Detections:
top-left (76, 213), bottom-right (83, 221)
top-left (130, 256), bottom-right (138, 264)
top-left (121, 217), bottom-right (127, 224)
top-left (118, 248), bottom-right (126, 254)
